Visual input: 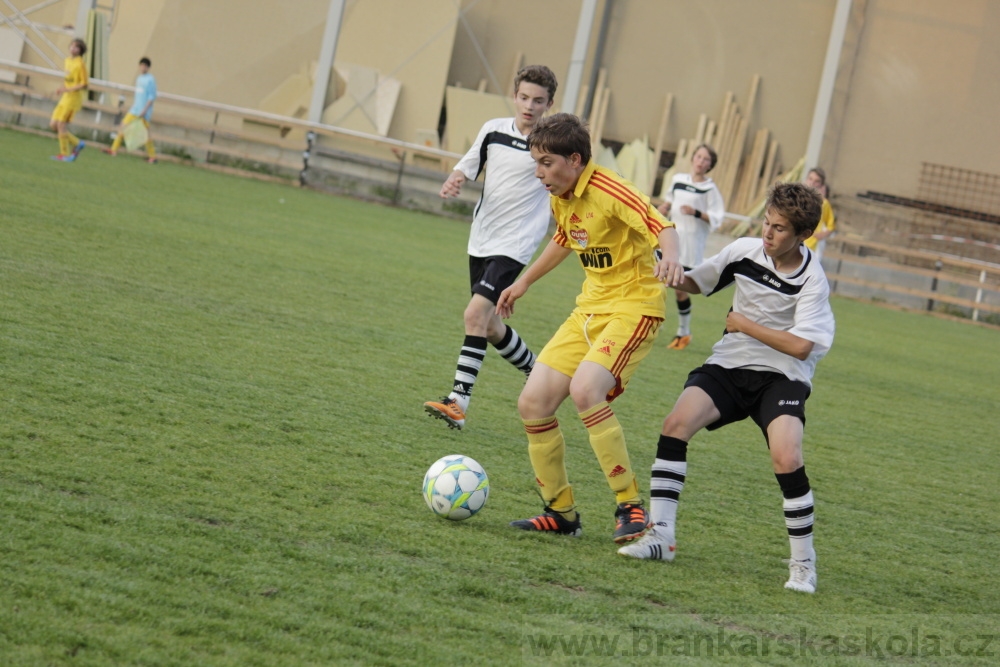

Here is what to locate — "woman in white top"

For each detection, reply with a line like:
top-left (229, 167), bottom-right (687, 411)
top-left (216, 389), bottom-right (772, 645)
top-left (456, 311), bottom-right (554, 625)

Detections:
top-left (657, 144), bottom-right (726, 350)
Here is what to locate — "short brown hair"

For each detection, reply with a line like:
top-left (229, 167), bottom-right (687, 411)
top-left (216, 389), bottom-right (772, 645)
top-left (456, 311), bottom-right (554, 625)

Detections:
top-left (766, 182), bottom-right (822, 235)
top-left (807, 167), bottom-right (826, 185)
top-left (527, 113), bottom-right (591, 164)
top-left (693, 143), bottom-right (718, 172)
top-left (71, 38), bottom-right (87, 56)
top-left (514, 65), bottom-right (558, 102)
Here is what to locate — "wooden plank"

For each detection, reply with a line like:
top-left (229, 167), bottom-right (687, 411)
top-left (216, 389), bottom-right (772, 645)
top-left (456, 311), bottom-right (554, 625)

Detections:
top-left (591, 86), bottom-right (611, 153)
top-left (694, 112), bottom-right (707, 145)
top-left (573, 84), bottom-right (589, 117)
top-left (720, 115), bottom-right (748, 204)
top-left (650, 92), bottom-right (673, 192)
top-left (835, 237), bottom-right (1000, 275)
top-left (591, 67), bottom-right (607, 120)
top-left (827, 273), bottom-right (1000, 314)
top-left (745, 74), bottom-right (761, 118)
top-left (756, 138), bottom-right (780, 202)
top-left (823, 252), bottom-right (1000, 290)
top-left (733, 128), bottom-right (768, 213)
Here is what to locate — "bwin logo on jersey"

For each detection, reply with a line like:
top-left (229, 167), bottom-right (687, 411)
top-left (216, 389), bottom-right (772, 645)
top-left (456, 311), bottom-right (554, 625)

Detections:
top-left (762, 274), bottom-right (783, 289)
top-left (778, 400), bottom-right (800, 406)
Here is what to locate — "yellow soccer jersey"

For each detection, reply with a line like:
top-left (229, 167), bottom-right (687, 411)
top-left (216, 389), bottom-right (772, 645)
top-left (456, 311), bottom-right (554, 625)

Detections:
top-left (550, 161), bottom-right (673, 318)
top-left (61, 56), bottom-right (88, 110)
top-left (804, 198), bottom-right (835, 251)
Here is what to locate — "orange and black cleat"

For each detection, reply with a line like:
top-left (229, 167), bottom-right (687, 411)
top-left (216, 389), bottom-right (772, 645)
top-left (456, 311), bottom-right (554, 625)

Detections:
top-left (613, 503), bottom-right (650, 544)
top-left (666, 335), bottom-right (692, 350)
top-left (510, 506), bottom-right (582, 536)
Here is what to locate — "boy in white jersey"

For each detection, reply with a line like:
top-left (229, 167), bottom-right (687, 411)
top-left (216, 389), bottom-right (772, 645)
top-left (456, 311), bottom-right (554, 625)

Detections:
top-left (657, 143), bottom-right (725, 350)
top-left (424, 65), bottom-right (558, 430)
top-left (620, 182), bottom-right (834, 595)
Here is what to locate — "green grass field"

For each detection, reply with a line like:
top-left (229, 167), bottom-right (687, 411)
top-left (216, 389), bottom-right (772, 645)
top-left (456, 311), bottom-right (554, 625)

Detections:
top-left (2, 127), bottom-right (998, 665)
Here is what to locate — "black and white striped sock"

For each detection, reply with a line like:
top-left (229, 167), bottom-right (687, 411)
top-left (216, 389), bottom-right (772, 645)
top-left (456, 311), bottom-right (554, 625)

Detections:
top-left (650, 435), bottom-right (687, 527)
top-left (776, 466), bottom-right (815, 562)
top-left (493, 326), bottom-right (535, 375)
top-left (449, 335), bottom-right (486, 412)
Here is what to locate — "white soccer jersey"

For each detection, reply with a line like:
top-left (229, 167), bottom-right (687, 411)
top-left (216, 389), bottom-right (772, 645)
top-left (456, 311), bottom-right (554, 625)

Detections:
top-left (664, 174), bottom-right (725, 266)
top-left (686, 237), bottom-right (835, 387)
top-left (453, 117), bottom-right (552, 265)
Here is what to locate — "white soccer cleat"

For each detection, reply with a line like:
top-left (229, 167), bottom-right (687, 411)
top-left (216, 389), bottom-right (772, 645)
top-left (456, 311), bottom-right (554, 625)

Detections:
top-left (617, 523), bottom-right (676, 561)
top-left (784, 559), bottom-right (817, 593)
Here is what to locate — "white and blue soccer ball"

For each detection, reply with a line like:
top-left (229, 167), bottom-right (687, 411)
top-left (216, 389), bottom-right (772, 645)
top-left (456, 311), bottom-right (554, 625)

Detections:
top-left (423, 454), bottom-right (490, 521)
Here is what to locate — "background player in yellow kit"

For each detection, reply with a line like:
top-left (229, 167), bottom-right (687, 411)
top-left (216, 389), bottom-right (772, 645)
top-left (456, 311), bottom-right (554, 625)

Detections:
top-left (496, 113), bottom-right (683, 543)
top-left (49, 38), bottom-right (88, 162)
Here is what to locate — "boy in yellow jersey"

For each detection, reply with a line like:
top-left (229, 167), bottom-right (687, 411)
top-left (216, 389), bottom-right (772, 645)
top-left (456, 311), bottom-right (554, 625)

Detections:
top-left (496, 113), bottom-right (683, 543)
top-left (103, 57), bottom-right (158, 163)
top-left (803, 168), bottom-right (836, 262)
top-left (49, 38), bottom-right (88, 162)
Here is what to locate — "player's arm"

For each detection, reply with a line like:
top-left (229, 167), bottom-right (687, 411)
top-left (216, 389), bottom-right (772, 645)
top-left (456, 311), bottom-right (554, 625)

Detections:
top-left (724, 312), bottom-right (814, 360)
top-left (653, 227), bottom-right (684, 286)
top-left (442, 122), bottom-right (488, 198)
top-left (495, 240), bottom-right (572, 318)
top-left (440, 170), bottom-right (467, 198)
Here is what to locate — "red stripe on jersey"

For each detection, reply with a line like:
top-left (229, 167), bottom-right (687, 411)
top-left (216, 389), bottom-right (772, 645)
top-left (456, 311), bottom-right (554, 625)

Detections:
top-left (581, 406), bottom-right (614, 429)
top-left (590, 177), bottom-right (665, 235)
top-left (553, 229), bottom-right (568, 246)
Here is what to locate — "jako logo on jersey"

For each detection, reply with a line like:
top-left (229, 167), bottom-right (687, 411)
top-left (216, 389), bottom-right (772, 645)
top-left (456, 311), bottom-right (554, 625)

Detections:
top-left (598, 345), bottom-right (612, 356)
top-left (761, 274), bottom-right (783, 289)
top-left (609, 464), bottom-right (627, 477)
top-left (570, 228), bottom-right (588, 248)
top-left (777, 400), bottom-right (800, 406)
top-left (512, 139), bottom-right (527, 149)
top-left (479, 279), bottom-right (495, 290)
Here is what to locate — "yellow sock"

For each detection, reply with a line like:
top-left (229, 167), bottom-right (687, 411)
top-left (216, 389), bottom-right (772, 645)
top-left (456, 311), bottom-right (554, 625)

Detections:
top-left (110, 132), bottom-right (124, 152)
top-left (65, 132), bottom-right (79, 148)
top-left (579, 402), bottom-right (641, 505)
top-left (524, 416), bottom-right (575, 513)
top-left (145, 139), bottom-right (156, 159)
top-left (58, 134), bottom-right (70, 156)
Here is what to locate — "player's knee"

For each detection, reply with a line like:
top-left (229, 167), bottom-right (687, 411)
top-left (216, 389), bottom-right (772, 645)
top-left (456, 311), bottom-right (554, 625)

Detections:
top-left (661, 411), bottom-right (691, 438)
top-left (568, 382), bottom-right (603, 413)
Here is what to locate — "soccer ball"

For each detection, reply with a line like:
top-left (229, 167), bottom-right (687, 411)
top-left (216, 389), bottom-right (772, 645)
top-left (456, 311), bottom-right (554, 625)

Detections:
top-left (422, 454), bottom-right (490, 521)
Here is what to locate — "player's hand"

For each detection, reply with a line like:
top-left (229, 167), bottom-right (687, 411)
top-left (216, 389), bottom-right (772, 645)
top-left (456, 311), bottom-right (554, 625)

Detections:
top-left (654, 255), bottom-right (684, 287)
top-left (496, 281), bottom-right (527, 319)
top-left (725, 311), bottom-right (752, 333)
top-left (680, 205), bottom-right (696, 215)
top-left (440, 171), bottom-right (466, 198)
top-left (657, 201), bottom-right (671, 216)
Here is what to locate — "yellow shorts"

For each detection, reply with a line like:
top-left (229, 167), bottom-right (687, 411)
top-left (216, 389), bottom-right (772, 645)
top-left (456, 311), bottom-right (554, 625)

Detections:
top-left (121, 113), bottom-right (150, 128)
top-left (537, 309), bottom-right (662, 401)
top-left (51, 98), bottom-right (80, 123)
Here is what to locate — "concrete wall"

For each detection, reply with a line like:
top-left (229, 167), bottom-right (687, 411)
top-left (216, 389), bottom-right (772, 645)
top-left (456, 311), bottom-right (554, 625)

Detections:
top-left (826, 0), bottom-right (1000, 198)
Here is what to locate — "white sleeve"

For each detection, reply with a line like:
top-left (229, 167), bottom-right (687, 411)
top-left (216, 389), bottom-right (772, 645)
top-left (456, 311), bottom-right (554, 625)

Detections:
top-left (686, 241), bottom-right (739, 296)
top-left (452, 123), bottom-right (490, 181)
top-left (788, 278), bottom-right (835, 354)
top-left (663, 174), bottom-right (681, 204)
top-left (706, 184), bottom-right (725, 231)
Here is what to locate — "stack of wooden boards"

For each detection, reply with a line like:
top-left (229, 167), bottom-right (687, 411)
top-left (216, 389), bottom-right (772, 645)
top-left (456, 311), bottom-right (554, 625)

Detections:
top-left (659, 75), bottom-right (782, 216)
